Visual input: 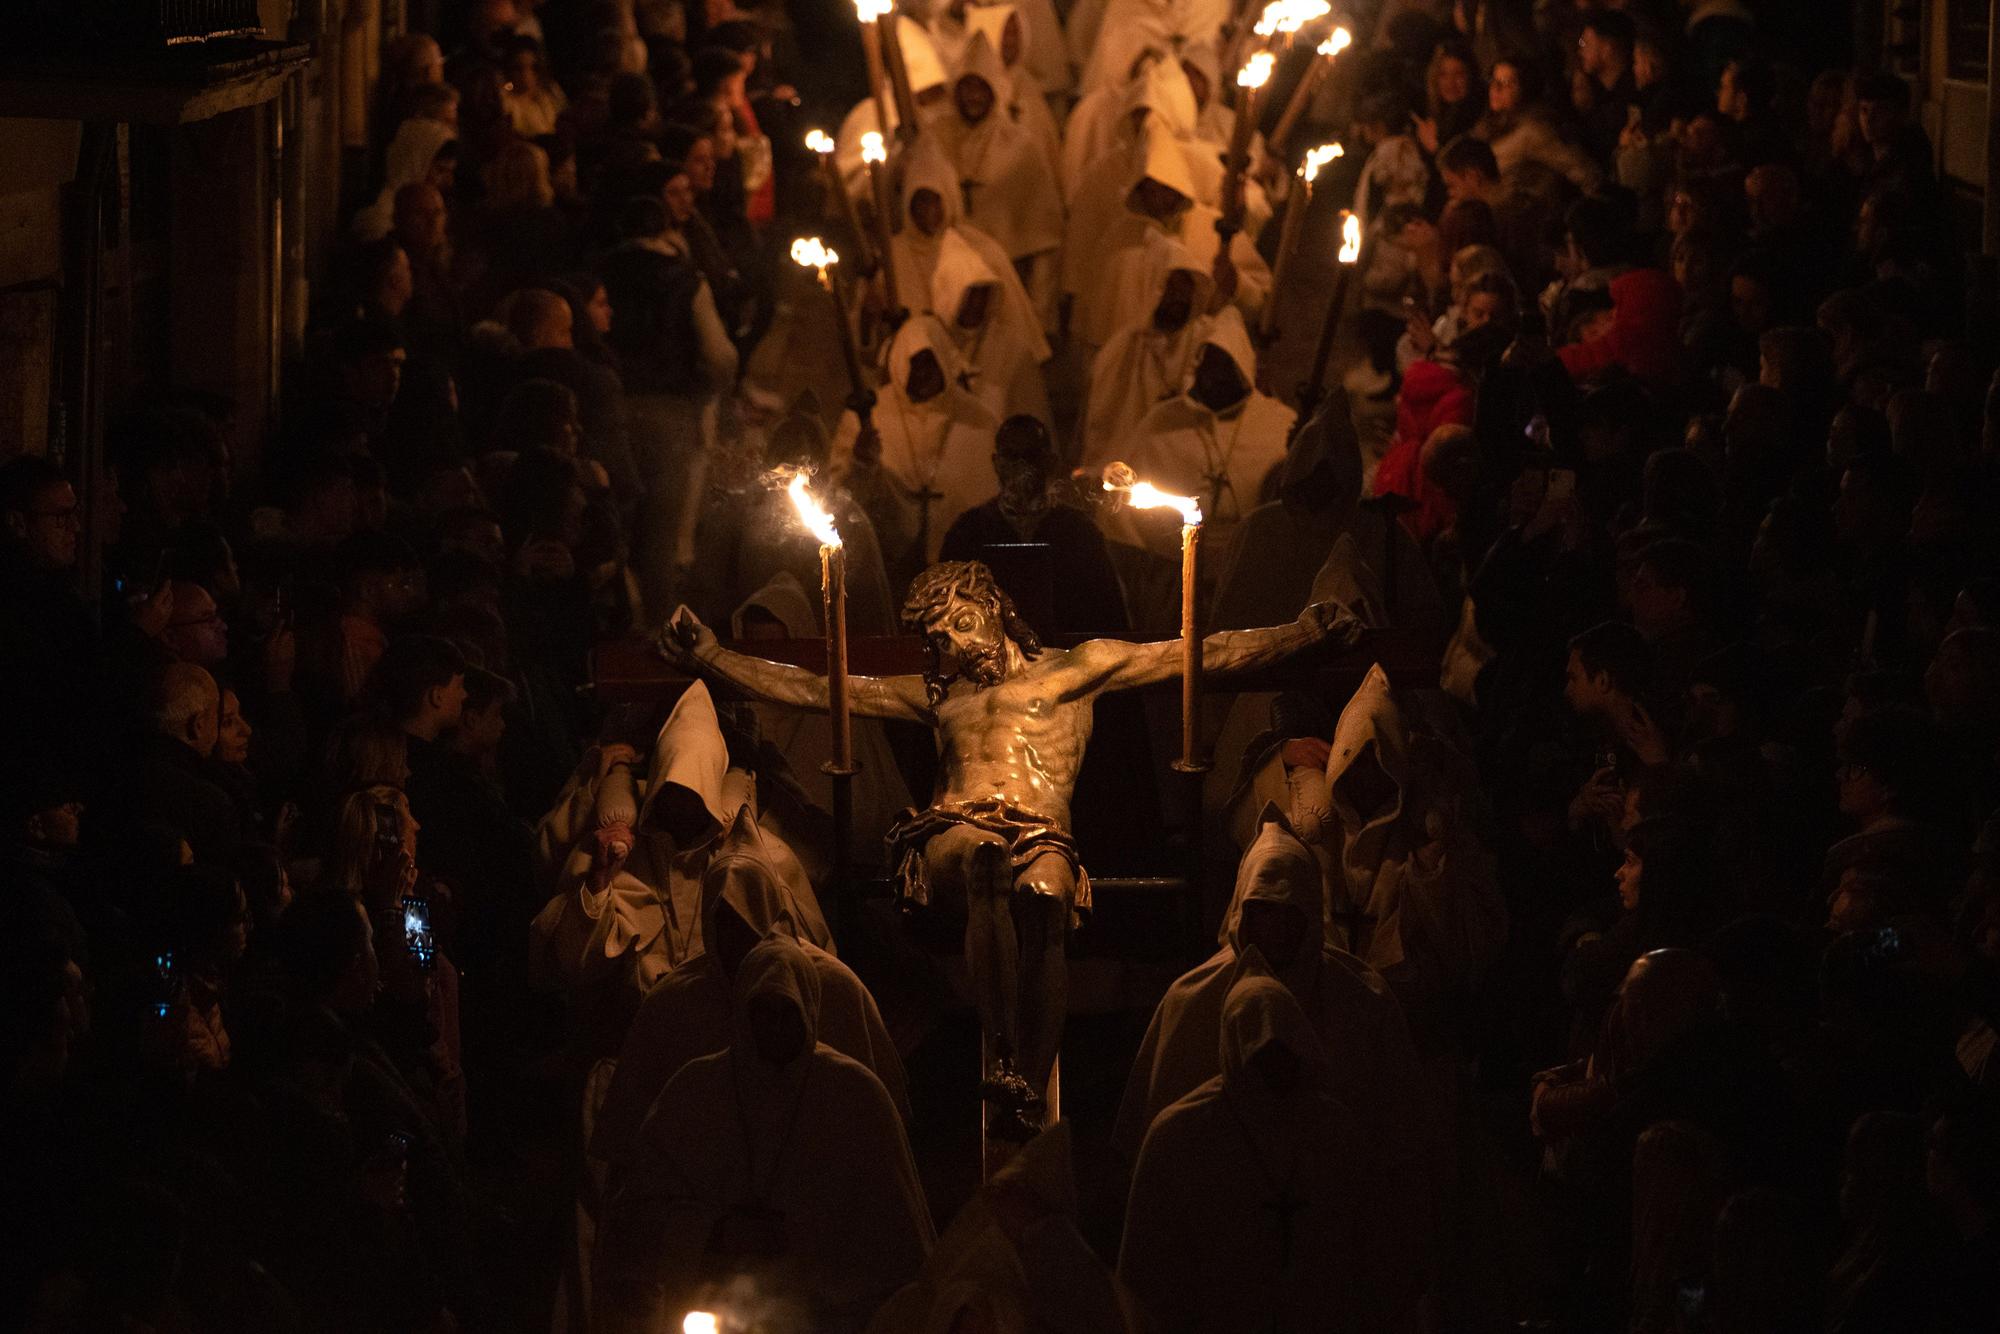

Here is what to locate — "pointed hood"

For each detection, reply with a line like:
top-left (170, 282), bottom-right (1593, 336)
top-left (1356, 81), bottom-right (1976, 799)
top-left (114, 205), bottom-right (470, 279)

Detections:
top-left (1217, 803), bottom-right (1326, 949)
top-left (953, 29), bottom-right (1014, 108)
top-left (1219, 969), bottom-right (1330, 1128)
top-left (898, 14), bottom-right (951, 97)
top-left (636, 681), bottom-right (740, 835)
top-left (929, 228), bottom-right (1002, 328)
top-left (1179, 305), bottom-right (1258, 402)
top-left (1136, 228), bottom-right (1215, 318)
top-left (1125, 54), bottom-right (1198, 139)
top-left (900, 131), bottom-right (966, 232)
top-left (729, 933), bottom-right (824, 1105)
top-left (1126, 116), bottom-right (1197, 211)
top-left (1279, 389), bottom-right (1364, 510)
top-left (966, 4), bottom-right (1021, 68)
top-left (730, 570), bottom-right (820, 639)
top-left (1324, 665), bottom-right (1410, 835)
top-left (699, 805), bottom-right (834, 959)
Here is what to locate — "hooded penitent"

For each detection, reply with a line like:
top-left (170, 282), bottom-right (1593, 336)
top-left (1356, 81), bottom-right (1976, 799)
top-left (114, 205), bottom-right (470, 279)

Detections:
top-left (929, 227), bottom-right (1051, 424)
top-left (832, 313), bottom-right (1001, 571)
top-left (1074, 0), bottom-right (1231, 98)
top-left (1078, 229), bottom-right (1215, 467)
top-left (942, 32), bottom-right (1065, 268)
top-left (531, 682), bottom-right (812, 1007)
top-left (1112, 811), bottom-right (1431, 1299)
top-left (887, 132), bottom-right (1041, 336)
top-left (965, 3), bottom-right (1065, 171)
top-left (590, 805), bottom-right (905, 1169)
top-left (1099, 306), bottom-right (1292, 565)
top-left (1060, 50), bottom-right (1198, 199)
top-left (834, 16), bottom-right (953, 189)
top-left (1322, 664), bottom-right (1507, 1051)
top-left (867, 1122), bottom-right (1146, 1334)
top-left (596, 934), bottom-right (934, 1326)
top-left (1117, 969), bottom-right (1396, 1334)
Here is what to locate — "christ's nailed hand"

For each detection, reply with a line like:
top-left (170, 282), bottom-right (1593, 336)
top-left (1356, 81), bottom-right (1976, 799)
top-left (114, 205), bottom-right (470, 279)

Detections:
top-left (1298, 600), bottom-right (1364, 646)
top-left (655, 605), bottom-right (715, 670)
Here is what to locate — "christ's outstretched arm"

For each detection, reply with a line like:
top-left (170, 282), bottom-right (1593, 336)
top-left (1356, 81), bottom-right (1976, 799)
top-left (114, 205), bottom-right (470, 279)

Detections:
top-left (1055, 602), bottom-right (1363, 699)
top-left (657, 607), bottom-right (935, 723)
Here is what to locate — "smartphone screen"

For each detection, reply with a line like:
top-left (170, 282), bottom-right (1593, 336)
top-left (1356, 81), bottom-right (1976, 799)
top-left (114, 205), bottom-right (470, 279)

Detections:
top-left (152, 950), bottom-right (177, 1019)
top-left (401, 896), bottom-right (435, 973)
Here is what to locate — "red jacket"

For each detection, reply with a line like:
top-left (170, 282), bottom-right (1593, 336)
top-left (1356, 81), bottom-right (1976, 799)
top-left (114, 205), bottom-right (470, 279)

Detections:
top-left (1557, 268), bottom-right (1681, 386)
top-left (1373, 358), bottom-right (1474, 542)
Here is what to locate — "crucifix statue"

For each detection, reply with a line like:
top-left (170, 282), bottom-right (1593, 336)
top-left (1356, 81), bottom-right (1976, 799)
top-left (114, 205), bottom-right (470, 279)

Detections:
top-left (661, 561), bottom-right (1360, 1139)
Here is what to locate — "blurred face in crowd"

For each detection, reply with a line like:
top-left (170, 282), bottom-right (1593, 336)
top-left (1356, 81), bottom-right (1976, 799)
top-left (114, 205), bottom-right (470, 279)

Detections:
top-left (164, 583), bottom-right (229, 668)
top-left (1857, 94), bottom-right (1904, 150)
top-left (1487, 62), bottom-right (1521, 116)
top-left (396, 185), bottom-right (449, 255)
top-left (217, 688), bottom-right (253, 765)
top-left (346, 346), bottom-right (407, 415)
top-left (1836, 755), bottom-right (1892, 823)
top-left (1615, 848), bottom-right (1642, 912)
top-left (1563, 650), bottom-right (1614, 717)
top-left (662, 171), bottom-right (697, 225)
top-left (1627, 562), bottom-right (1690, 639)
top-left (954, 74), bottom-right (995, 125)
top-left (9, 479), bottom-right (81, 571)
top-left (1462, 289), bottom-right (1505, 335)
top-left (459, 693), bottom-right (508, 756)
top-left (584, 283), bottom-right (614, 336)
top-left (1577, 27), bottom-right (1621, 83)
top-left (504, 49), bottom-right (540, 97)
top-left (1434, 55), bottom-right (1471, 106)
top-left (1634, 41), bottom-right (1664, 91)
top-left (681, 137), bottom-right (717, 193)
top-left (1717, 63), bottom-right (1751, 121)
top-left (1730, 274), bottom-right (1775, 335)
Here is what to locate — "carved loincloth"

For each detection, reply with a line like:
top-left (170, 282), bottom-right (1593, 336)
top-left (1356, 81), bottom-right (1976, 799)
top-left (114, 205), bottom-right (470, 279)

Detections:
top-left (885, 798), bottom-right (1092, 922)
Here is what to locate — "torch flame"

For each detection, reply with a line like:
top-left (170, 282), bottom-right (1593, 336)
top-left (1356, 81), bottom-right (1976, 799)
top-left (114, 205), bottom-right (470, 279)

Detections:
top-left (790, 236), bottom-right (839, 270)
top-left (859, 130), bottom-right (887, 165)
top-left (853, 0), bottom-right (892, 22)
top-left (682, 1315), bottom-right (719, 1334)
top-left (1102, 462), bottom-right (1202, 527)
top-left (1318, 25), bottom-right (1352, 58)
top-left (1301, 142), bottom-right (1343, 183)
top-left (804, 129), bottom-right (834, 154)
top-left (1337, 210), bottom-right (1361, 265)
top-left (1254, 0), bottom-right (1332, 36)
top-left (1237, 51), bottom-right (1275, 90)
top-left (779, 469), bottom-right (844, 548)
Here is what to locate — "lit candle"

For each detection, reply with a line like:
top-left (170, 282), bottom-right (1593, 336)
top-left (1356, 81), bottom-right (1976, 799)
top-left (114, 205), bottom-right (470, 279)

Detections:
top-left (1102, 463), bottom-right (1207, 770)
top-left (806, 129), bottom-right (873, 271)
top-left (858, 131), bottom-right (902, 316)
top-left (1253, 0), bottom-right (1331, 45)
top-left (790, 236), bottom-right (870, 408)
top-left (782, 468), bottom-right (853, 771)
top-left (1259, 142), bottom-right (1342, 340)
top-left (1299, 209), bottom-right (1364, 423)
top-left (1269, 25), bottom-right (1351, 157)
top-left (1221, 51), bottom-right (1275, 235)
top-left (854, 0), bottom-right (895, 147)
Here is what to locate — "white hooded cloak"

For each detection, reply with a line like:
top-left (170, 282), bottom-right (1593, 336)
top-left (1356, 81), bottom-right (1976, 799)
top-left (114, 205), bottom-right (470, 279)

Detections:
top-left (351, 118), bottom-right (455, 242)
top-left (929, 228), bottom-right (1052, 424)
top-left (868, 1122), bottom-right (1146, 1334)
top-left (835, 16), bottom-right (953, 193)
top-left (591, 806), bottom-right (907, 1171)
top-left (1095, 306), bottom-right (1290, 559)
top-left (596, 935), bottom-right (934, 1329)
top-left (941, 32), bottom-right (1065, 270)
top-left (830, 314), bottom-right (1001, 569)
top-left (1117, 970), bottom-right (1396, 1333)
top-left (1077, 230), bottom-right (1214, 466)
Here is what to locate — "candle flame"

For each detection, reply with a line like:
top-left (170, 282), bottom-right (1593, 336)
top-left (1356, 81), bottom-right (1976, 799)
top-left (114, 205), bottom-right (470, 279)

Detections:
top-left (1338, 210), bottom-right (1361, 264)
top-left (853, 0), bottom-right (892, 22)
top-left (859, 130), bottom-right (887, 164)
top-left (790, 236), bottom-right (839, 269)
top-left (1237, 51), bottom-right (1275, 90)
top-left (776, 468), bottom-right (843, 548)
top-left (804, 128), bottom-right (834, 154)
top-left (1254, 0), bottom-right (1331, 36)
top-left (1318, 25), bottom-right (1352, 58)
top-left (682, 1315), bottom-right (719, 1334)
top-left (1301, 142), bottom-right (1343, 183)
top-left (1102, 462), bottom-right (1202, 527)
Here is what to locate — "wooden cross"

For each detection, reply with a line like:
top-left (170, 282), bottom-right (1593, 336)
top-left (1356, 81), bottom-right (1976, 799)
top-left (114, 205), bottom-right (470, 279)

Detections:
top-left (1202, 467), bottom-right (1232, 523)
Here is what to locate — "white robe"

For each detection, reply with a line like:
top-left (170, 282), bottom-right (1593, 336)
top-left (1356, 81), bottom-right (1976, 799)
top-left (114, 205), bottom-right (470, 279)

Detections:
top-left (834, 16), bottom-right (952, 193)
top-left (1118, 971), bottom-right (1397, 1334)
top-left (1078, 230), bottom-right (1214, 466)
top-left (1113, 814), bottom-right (1434, 1312)
top-left (1095, 307), bottom-right (1290, 560)
top-left (596, 936), bottom-right (934, 1329)
top-left (830, 315), bottom-right (1001, 569)
top-left (930, 228), bottom-right (1052, 425)
top-left (869, 1122), bottom-right (1145, 1333)
top-left (1074, 0), bottom-right (1231, 96)
top-left (941, 33), bottom-right (1065, 269)
top-left (529, 683), bottom-right (826, 1006)
top-left (591, 805), bottom-right (908, 1170)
